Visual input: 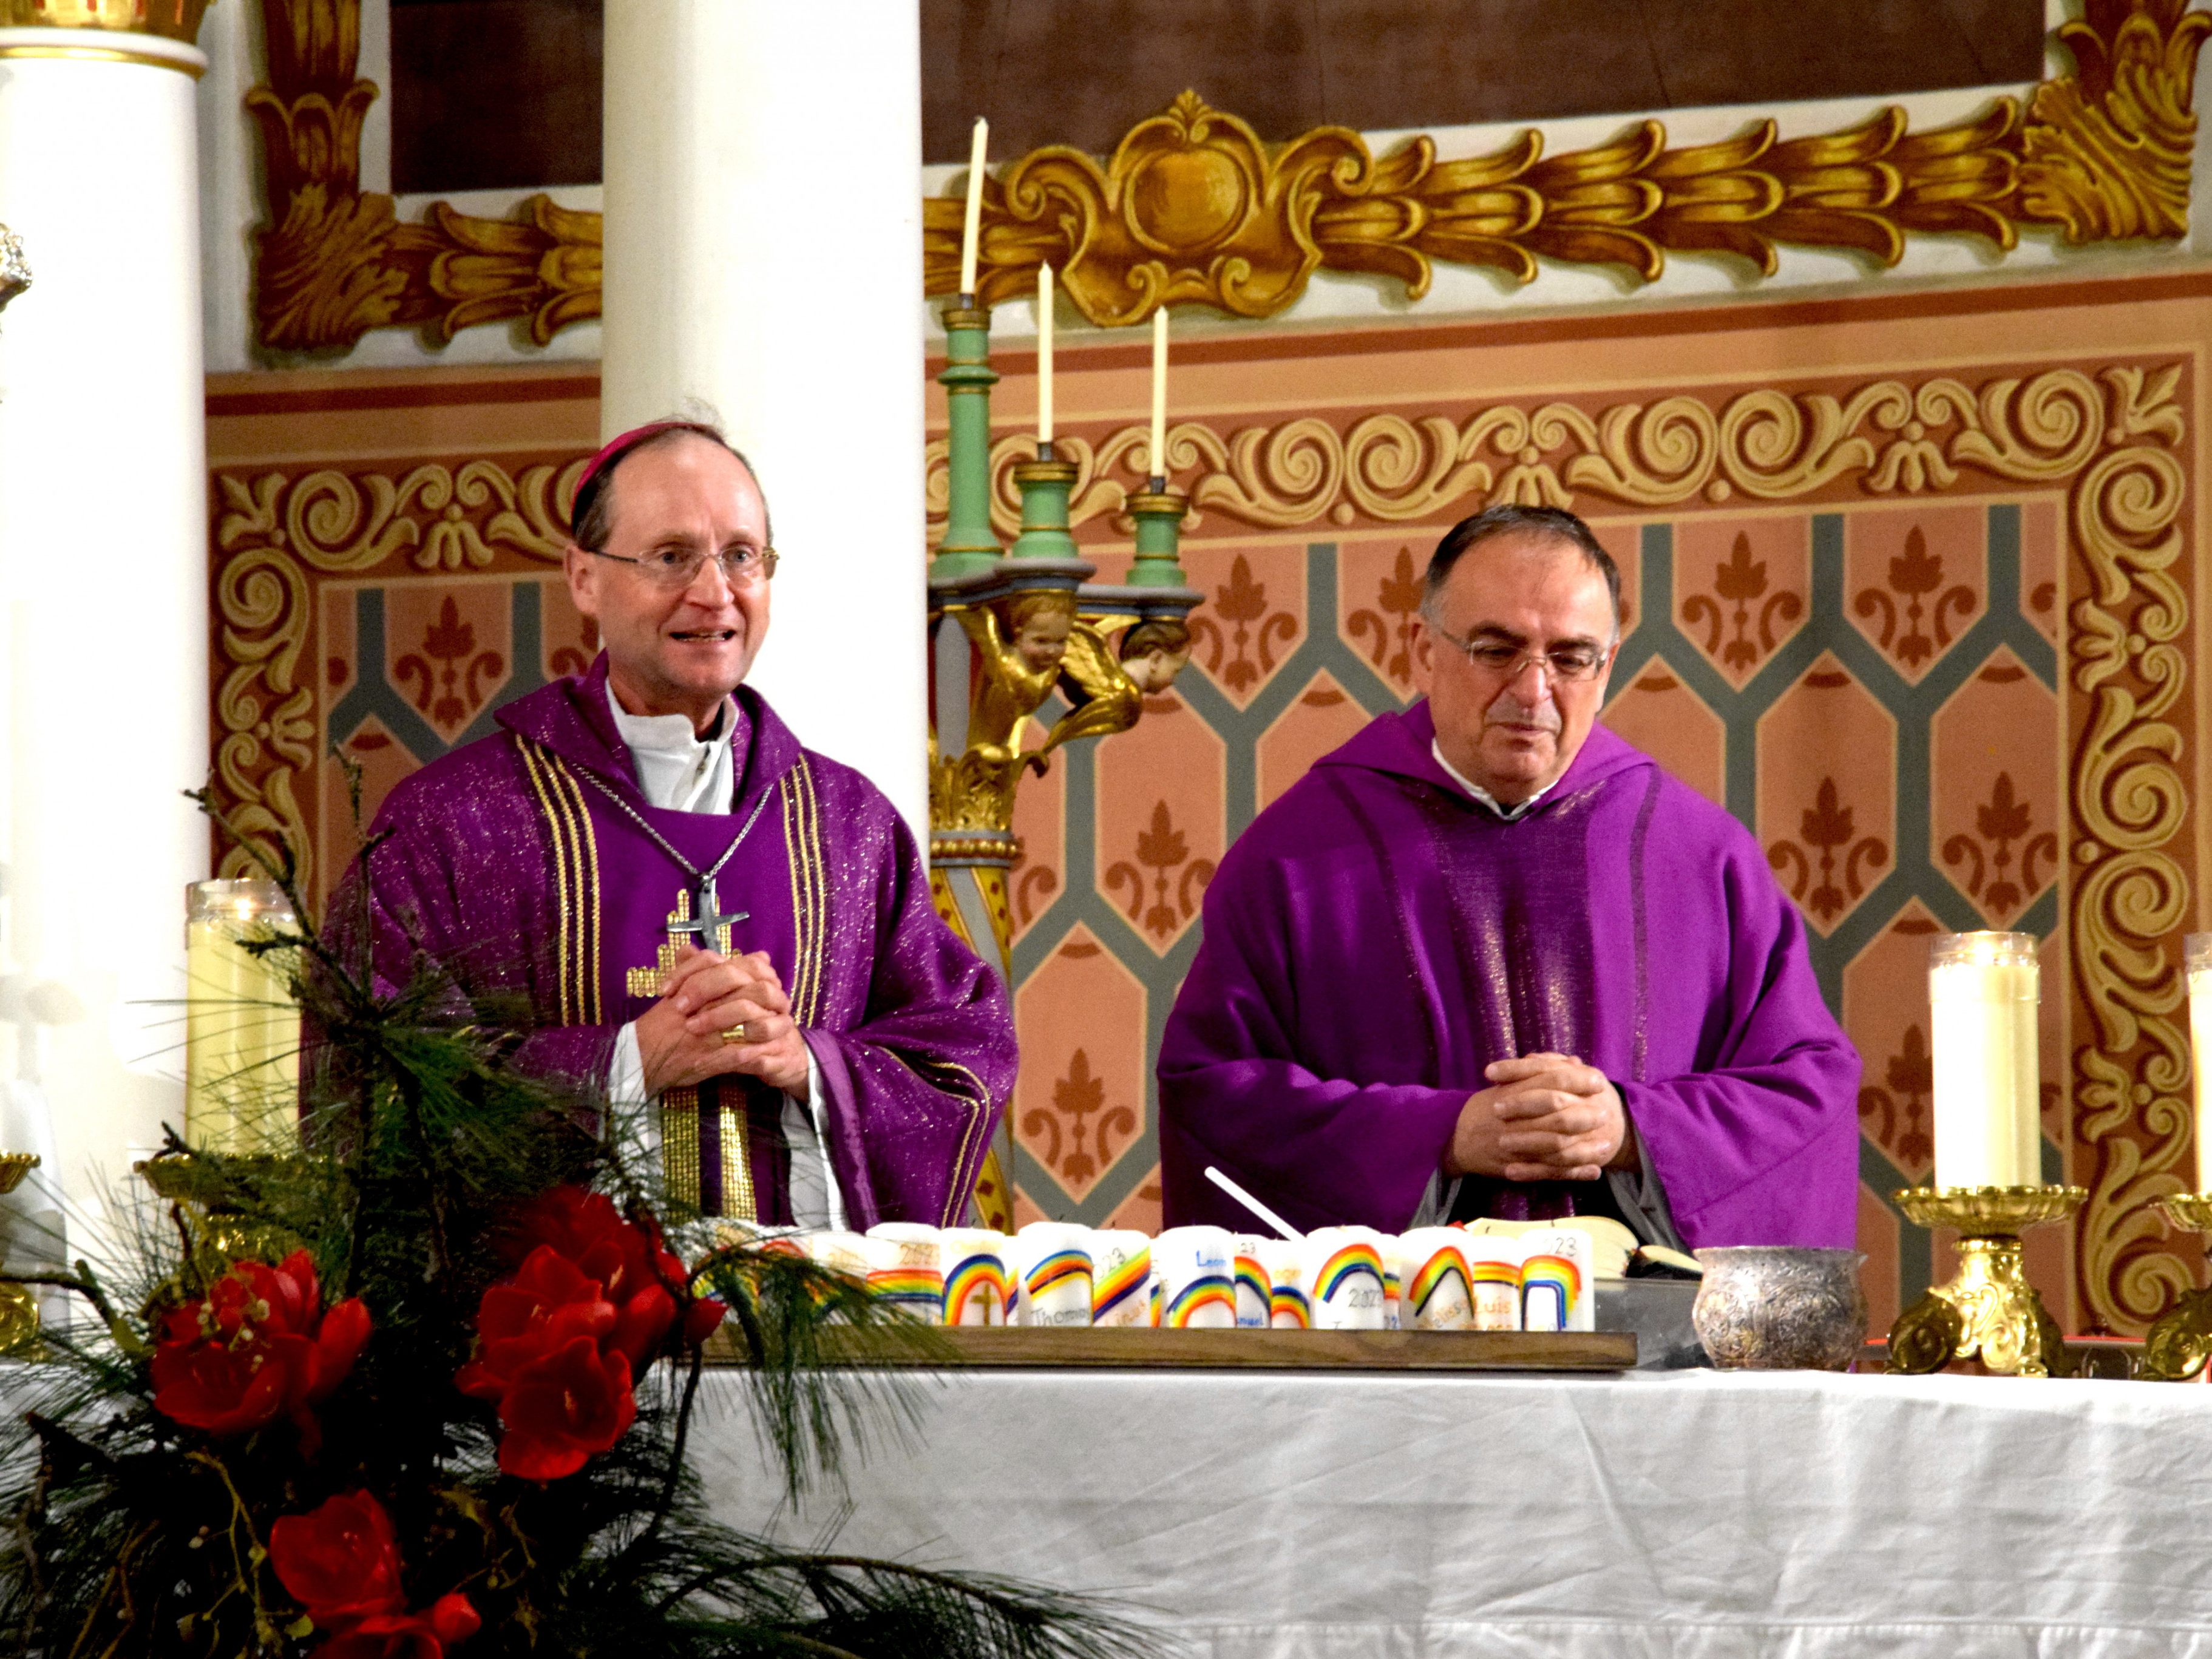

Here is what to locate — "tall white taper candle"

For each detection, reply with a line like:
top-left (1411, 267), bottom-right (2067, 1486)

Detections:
top-left (960, 115), bottom-right (988, 297)
top-left (1037, 261), bottom-right (1054, 444)
top-left (1929, 931), bottom-right (2040, 1188)
top-left (1149, 307), bottom-right (1169, 479)
top-left (2189, 934), bottom-right (2212, 1191)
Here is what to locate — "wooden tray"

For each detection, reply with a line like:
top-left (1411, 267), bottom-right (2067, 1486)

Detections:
top-left (812, 1326), bottom-right (1637, 1372)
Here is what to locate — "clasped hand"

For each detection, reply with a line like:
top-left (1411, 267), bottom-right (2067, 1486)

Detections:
top-left (635, 945), bottom-right (810, 1099)
top-left (1445, 1053), bottom-right (1635, 1183)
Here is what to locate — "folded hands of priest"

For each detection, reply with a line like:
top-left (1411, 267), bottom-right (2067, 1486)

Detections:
top-left (1447, 1053), bottom-right (1637, 1185)
top-left (635, 945), bottom-right (810, 1099)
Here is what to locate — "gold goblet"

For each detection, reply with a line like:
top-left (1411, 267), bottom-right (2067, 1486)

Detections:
top-left (1886, 1184), bottom-right (2085, 1377)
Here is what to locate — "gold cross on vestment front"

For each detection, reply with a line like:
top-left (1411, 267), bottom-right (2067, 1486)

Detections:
top-left (624, 884), bottom-right (745, 997)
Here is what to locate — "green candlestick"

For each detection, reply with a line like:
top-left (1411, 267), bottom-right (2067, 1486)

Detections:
top-left (1124, 478), bottom-right (1189, 588)
top-left (1007, 446), bottom-right (1080, 563)
top-left (932, 303), bottom-right (1002, 583)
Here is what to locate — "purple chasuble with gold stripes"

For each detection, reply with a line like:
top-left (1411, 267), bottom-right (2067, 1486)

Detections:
top-left (332, 653), bottom-right (1013, 1228)
top-left (1157, 702), bottom-right (1861, 1250)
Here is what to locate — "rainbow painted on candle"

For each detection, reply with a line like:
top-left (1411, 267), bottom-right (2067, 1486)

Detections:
top-left (1312, 1243), bottom-right (1385, 1304)
top-left (867, 1268), bottom-right (943, 1318)
top-left (942, 1255), bottom-right (1008, 1326)
top-left (1407, 1249), bottom-right (1471, 1322)
top-left (1164, 1275), bottom-right (1235, 1328)
top-left (1233, 1254), bottom-right (1269, 1324)
top-left (1023, 1249), bottom-right (1090, 1302)
top-left (1092, 1249), bottom-right (1151, 1322)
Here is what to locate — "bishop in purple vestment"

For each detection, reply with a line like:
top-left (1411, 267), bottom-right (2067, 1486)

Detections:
top-left (332, 421), bottom-right (1013, 1229)
top-left (1159, 506), bottom-right (1859, 1249)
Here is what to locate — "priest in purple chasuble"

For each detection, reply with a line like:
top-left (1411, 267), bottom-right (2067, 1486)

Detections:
top-left (1158, 504), bottom-right (1861, 1250)
top-left (330, 421), bottom-right (1013, 1229)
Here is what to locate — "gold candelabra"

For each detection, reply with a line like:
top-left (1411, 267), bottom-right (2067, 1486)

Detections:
top-left (2139, 1192), bottom-right (2212, 1380)
top-left (926, 296), bottom-right (1200, 1231)
top-left (0, 1152), bottom-right (42, 1351)
top-left (136, 1153), bottom-right (305, 1268)
top-left (1885, 1185), bottom-right (2085, 1377)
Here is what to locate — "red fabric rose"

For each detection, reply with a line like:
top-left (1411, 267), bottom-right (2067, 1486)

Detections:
top-left (494, 1335), bottom-right (636, 1482)
top-left (454, 1247), bottom-right (617, 1402)
top-left (317, 1596), bottom-right (480, 1659)
top-left (151, 1250), bottom-right (370, 1448)
top-left (269, 1490), bottom-right (407, 1626)
top-left (271, 1492), bottom-right (478, 1657)
top-left (463, 1188), bottom-right (723, 1480)
top-left (682, 1295), bottom-right (728, 1345)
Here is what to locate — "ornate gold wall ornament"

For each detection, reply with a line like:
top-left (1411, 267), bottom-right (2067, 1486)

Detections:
top-left (915, 0), bottom-right (2204, 321)
top-left (245, 0), bottom-right (599, 354)
top-left (252, 0), bottom-right (2207, 351)
top-left (0, 223), bottom-right (28, 314)
top-left (0, 0), bottom-right (214, 42)
top-left (2017, 0), bottom-right (2212, 243)
top-left (210, 457), bottom-right (585, 891)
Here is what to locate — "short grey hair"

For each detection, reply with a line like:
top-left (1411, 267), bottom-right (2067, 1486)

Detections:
top-left (569, 415), bottom-right (772, 552)
top-left (1421, 503), bottom-right (1621, 632)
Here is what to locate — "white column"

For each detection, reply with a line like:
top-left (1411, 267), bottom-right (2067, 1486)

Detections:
top-left (602, 1), bottom-right (929, 840)
top-left (0, 29), bottom-right (211, 1226)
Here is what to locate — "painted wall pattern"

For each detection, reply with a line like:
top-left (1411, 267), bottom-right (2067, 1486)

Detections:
top-left (209, 298), bottom-right (2204, 1337)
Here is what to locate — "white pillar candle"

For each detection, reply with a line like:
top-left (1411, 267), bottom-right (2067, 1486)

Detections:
top-left (183, 881), bottom-right (300, 1155)
top-left (959, 115), bottom-right (989, 299)
top-left (1149, 306), bottom-right (1169, 480)
top-left (1037, 261), bottom-right (1054, 445)
top-left (1929, 931), bottom-right (2041, 1188)
top-left (2188, 934), bottom-right (2212, 1192)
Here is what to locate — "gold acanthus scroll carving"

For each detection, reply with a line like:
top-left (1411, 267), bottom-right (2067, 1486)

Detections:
top-left (928, 1), bottom-right (2210, 321)
top-left (209, 458), bottom-right (585, 894)
top-left (246, 0), bottom-right (600, 353)
top-left (246, 0), bottom-right (2204, 353)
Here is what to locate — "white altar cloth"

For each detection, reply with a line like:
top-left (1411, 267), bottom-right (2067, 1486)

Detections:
top-left (693, 1366), bottom-right (2212, 1658)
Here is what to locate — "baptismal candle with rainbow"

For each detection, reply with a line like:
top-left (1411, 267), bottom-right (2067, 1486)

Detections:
top-left (1088, 1229), bottom-right (1153, 1327)
top-left (2190, 934), bottom-right (2212, 1193)
top-left (1462, 1234), bottom-right (1524, 1331)
top-left (1397, 1227), bottom-right (1475, 1331)
top-left (1929, 931), bottom-right (2041, 1189)
top-left (1517, 1227), bottom-right (1592, 1332)
top-left (937, 1227), bottom-right (1009, 1326)
top-left (1153, 1226), bottom-right (1237, 1327)
top-left (1259, 1237), bottom-right (1308, 1328)
top-left (1008, 1223), bottom-right (1093, 1327)
top-left (1300, 1226), bottom-right (1388, 1329)
top-left (860, 1226), bottom-right (944, 1321)
top-left (1231, 1235), bottom-right (1272, 1328)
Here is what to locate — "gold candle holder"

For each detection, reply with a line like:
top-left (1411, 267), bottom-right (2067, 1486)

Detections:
top-left (135, 1153), bottom-right (304, 1266)
top-left (1886, 1184), bottom-right (2085, 1377)
top-left (2139, 1192), bottom-right (2212, 1380)
top-left (0, 1153), bottom-right (42, 1352)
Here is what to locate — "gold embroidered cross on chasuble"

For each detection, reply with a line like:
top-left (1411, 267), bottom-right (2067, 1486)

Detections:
top-left (628, 883), bottom-right (758, 1223)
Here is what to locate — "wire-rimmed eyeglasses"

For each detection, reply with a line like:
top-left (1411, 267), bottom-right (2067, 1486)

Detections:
top-left (1430, 622), bottom-right (1613, 684)
top-left (586, 545), bottom-right (779, 589)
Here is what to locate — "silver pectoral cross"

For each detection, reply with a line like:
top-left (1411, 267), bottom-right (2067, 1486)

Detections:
top-left (625, 877), bottom-right (751, 998)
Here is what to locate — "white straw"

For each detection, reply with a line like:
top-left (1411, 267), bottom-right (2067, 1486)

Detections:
top-left (1204, 1165), bottom-right (1303, 1241)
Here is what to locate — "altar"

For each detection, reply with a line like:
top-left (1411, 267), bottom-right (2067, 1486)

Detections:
top-left (696, 1366), bottom-right (2212, 1658)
